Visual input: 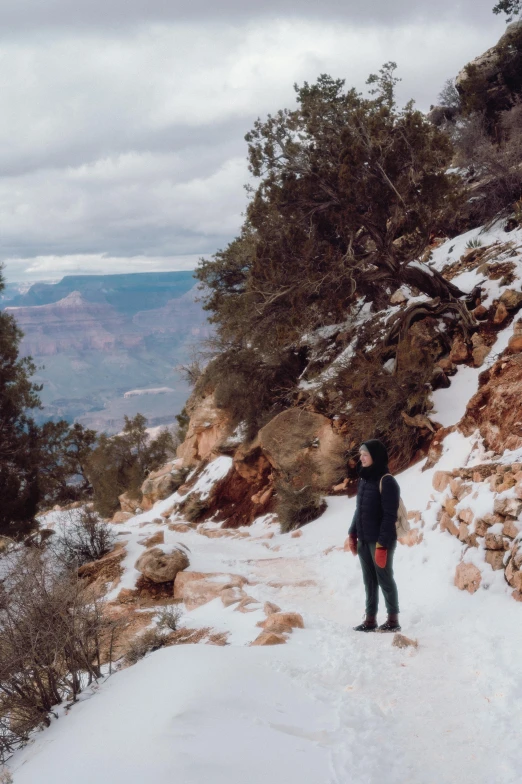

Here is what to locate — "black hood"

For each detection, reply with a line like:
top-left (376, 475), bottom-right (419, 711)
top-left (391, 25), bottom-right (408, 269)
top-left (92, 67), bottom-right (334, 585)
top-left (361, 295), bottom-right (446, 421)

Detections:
top-left (358, 439), bottom-right (389, 479)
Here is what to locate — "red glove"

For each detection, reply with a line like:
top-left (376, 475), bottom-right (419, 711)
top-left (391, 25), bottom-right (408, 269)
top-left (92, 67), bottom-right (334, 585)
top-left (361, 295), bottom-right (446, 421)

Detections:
top-left (347, 534), bottom-right (358, 556)
top-left (375, 546), bottom-right (388, 569)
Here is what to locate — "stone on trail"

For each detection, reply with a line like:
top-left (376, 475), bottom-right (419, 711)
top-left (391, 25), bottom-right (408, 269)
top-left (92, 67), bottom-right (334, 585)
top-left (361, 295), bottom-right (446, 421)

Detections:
top-left (392, 633), bottom-right (418, 649)
top-left (251, 631), bottom-right (287, 646)
top-left (454, 562), bottom-right (482, 594)
top-left (258, 612), bottom-right (305, 634)
top-left (135, 546), bottom-right (189, 584)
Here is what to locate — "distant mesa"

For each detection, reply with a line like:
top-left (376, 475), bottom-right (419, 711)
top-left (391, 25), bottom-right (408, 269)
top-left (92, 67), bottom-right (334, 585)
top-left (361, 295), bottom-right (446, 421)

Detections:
top-left (2, 270), bottom-right (197, 314)
top-left (124, 388), bottom-right (174, 398)
top-left (1, 271), bottom-right (210, 433)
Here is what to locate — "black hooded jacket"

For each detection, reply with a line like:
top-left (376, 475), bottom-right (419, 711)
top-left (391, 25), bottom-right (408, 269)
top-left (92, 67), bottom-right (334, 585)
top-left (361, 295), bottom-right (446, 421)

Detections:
top-left (348, 439), bottom-right (400, 548)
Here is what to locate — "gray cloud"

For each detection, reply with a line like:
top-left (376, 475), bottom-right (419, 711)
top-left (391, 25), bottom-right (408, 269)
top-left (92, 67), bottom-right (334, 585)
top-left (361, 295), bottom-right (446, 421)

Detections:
top-left (0, 3), bottom-right (507, 282)
top-left (0, 0), bottom-right (504, 33)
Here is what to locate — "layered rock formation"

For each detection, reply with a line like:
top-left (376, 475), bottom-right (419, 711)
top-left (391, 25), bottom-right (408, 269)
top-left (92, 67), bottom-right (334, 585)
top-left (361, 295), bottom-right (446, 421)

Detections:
top-left (2, 273), bottom-right (210, 431)
top-left (5, 292), bottom-right (136, 356)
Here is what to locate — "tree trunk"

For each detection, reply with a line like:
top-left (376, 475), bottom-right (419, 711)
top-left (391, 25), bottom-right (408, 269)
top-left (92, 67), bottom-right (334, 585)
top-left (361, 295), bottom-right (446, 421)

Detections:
top-left (385, 297), bottom-right (477, 347)
top-left (399, 261), bottom-right (466, 300)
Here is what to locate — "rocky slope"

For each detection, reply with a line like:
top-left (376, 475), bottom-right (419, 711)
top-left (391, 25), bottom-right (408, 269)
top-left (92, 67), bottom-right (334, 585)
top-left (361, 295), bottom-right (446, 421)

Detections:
top-left (156, 222), bottom-right (522, 542)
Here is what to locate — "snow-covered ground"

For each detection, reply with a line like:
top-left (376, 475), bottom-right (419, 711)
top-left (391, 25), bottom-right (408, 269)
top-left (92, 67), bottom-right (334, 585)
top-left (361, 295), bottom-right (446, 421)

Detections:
top-left (10, 433), bottom-right (522, 784)
top-left (7, 224), bottom-right (522, 783)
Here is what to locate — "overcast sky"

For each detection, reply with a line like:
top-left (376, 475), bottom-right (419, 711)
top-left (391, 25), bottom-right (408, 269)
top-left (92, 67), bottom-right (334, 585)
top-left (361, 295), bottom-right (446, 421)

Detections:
top-left (0, 0), bottom-right (507, 283)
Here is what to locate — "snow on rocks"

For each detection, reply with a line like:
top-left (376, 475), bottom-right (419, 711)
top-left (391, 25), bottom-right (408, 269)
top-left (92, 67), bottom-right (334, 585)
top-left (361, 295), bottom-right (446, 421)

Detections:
top-left (135, 545), bottom-right (189, 583)
top-left (174, 571), bottom-right (248, 610)
top-left (460, 353), bottom-right (522, 453)
top-left (430, 460), bottom-right (522, 595)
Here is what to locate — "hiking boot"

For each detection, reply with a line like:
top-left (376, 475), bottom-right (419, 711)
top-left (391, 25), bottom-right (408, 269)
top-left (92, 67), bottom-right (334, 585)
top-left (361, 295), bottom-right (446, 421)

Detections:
top-left (377, 614), bottom-right (401, 633)
top-left (353, 615), bottom-right (377, 632)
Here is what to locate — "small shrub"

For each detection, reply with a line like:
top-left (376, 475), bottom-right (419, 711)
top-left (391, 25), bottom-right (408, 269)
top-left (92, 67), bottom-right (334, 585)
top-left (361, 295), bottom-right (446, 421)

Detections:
top-left (179, 493), bottom-right (209, 523)
top-left (275, 478), bottom-right (326, 534)
top-left (196, 347), bottom-right (305, 441)
top-left (156, 606), bottom-right (182, 632)
top-left (177, 358), bottom-right (204, 387)
top-left (175, 407), bottom-right (190, 444)
top-left (0, 768), bottom-right (13, 784)
top-left (0, 549), bottom-right (112, 762)
top-left (465, 238), bottom-right (483, 249)
top-left (513, 198), bottom-right (522, 227)
top-left (53, 508), bottom-right (116, 567)
top-left (170, 467), bottom-right (190, 492)
top-left (123, 629), bottom-right (168, 667)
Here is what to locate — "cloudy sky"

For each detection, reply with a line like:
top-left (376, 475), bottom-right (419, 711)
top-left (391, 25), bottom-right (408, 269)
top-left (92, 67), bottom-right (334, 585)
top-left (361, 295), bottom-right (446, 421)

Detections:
top-left (0, 0), bottom-right (507, 283)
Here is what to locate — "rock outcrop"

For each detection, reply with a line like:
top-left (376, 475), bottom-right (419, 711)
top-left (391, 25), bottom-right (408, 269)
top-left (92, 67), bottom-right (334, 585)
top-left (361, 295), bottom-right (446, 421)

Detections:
top-left (135, 546), bottom-right (189, 584)
top-left (78, 544), bottom-right (127, 592)
top-left (140, 461), bottom-right (186, 510)
top-left (177, 393), bottom-right (232, 466)
top-left (256, 408), bottom-right (345, 490)
top-left (456, 21), bottom-right (522, 115)
top-left (460, 354), bottom-right (522, 453)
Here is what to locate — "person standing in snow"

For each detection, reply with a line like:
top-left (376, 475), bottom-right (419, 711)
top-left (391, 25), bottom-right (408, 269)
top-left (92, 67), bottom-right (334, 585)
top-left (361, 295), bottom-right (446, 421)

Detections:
top-left (345, 439), bottom-right (401, 633)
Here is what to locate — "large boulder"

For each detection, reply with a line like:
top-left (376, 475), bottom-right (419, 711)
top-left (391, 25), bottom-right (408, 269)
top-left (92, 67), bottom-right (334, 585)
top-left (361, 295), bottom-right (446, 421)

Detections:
top-left (134, 546), bottom-right (189, 584)
top-left (460, 355), bottom-right (522, 453)
top-left (256, 408), bottom-right (345, 490)
top-left (177, 393), bottom-right (231, 467)
top-left (140, 465), bottom-right (181, 510)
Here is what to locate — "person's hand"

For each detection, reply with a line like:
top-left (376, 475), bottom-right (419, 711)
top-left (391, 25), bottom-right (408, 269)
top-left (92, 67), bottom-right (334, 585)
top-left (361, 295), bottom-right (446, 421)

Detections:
top-left (344, 534), bottom-right (357, 556)
top-left (375, 546), bottom-right (388, 568)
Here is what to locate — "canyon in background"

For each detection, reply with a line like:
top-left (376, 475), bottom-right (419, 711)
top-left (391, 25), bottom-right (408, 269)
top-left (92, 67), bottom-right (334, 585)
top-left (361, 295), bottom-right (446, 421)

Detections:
top-left (2, 270), bottom-right (209, 433)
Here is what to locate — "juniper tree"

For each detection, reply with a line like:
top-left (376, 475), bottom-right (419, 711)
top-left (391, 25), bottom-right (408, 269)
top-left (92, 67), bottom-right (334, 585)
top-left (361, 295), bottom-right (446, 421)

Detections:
top-left (86, 414), bottom-right (175, 517)
top-left (197, 65), bottom-right (467, 353)
top-left (37, 420), bottom-right (97, 505)
top-left (0, 267), bottom-right (42, 536)
top-left (493, 0), bottom-right (521, 21)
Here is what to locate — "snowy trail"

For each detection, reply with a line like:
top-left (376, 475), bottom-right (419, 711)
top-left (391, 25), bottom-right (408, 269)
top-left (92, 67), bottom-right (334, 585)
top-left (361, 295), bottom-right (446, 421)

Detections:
top-left (188, 511), bottom-right (522, 784)
top-left (12, 460), bottom-right (522, 783)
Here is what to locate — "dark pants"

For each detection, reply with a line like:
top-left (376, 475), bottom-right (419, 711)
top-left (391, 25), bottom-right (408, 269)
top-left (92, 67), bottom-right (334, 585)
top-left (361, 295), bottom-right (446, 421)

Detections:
top-left (357, 540), bottom-right (399, 616)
